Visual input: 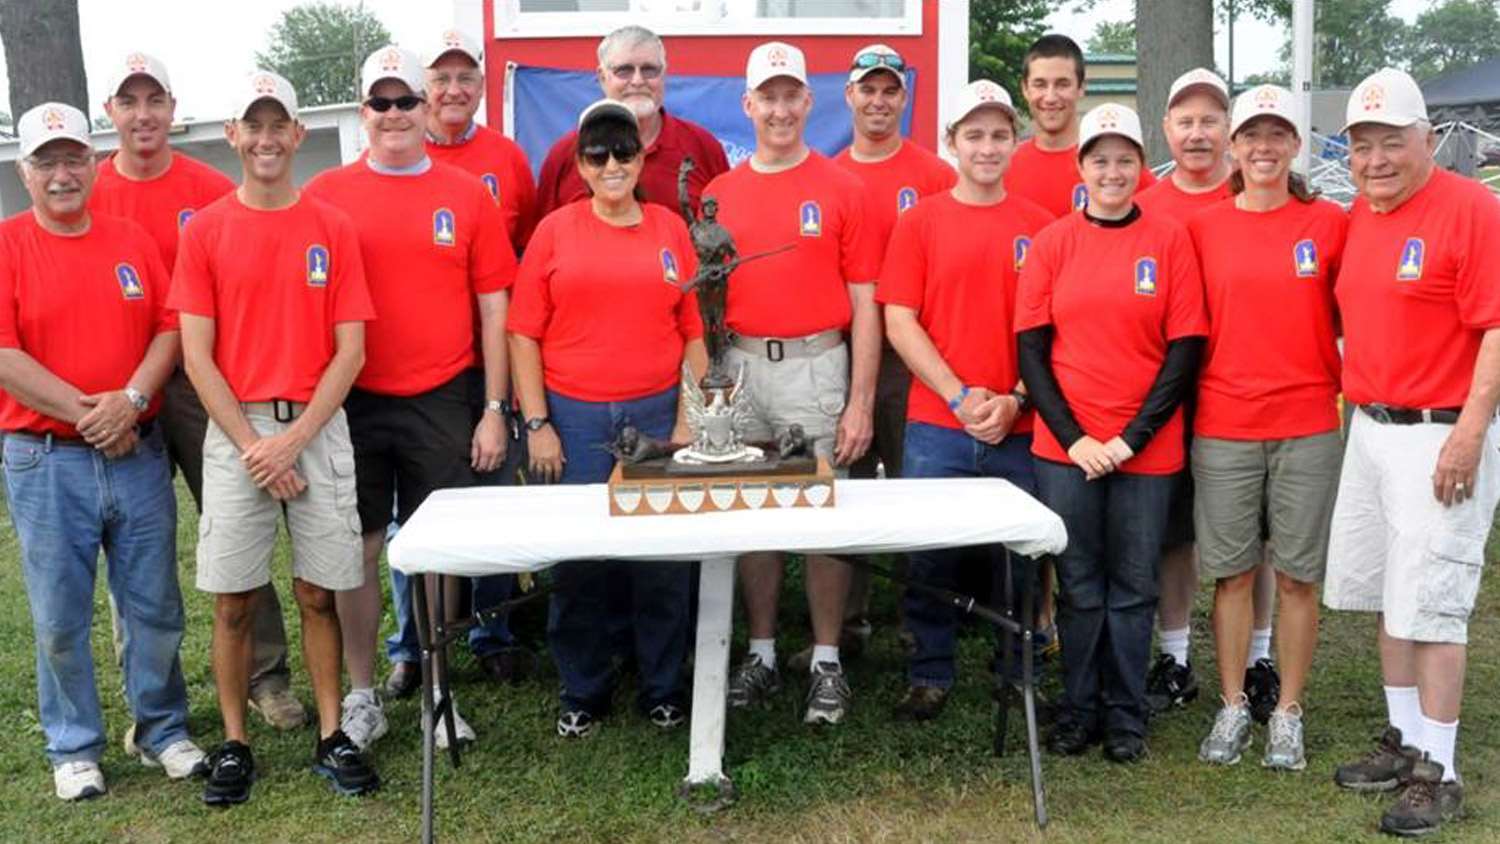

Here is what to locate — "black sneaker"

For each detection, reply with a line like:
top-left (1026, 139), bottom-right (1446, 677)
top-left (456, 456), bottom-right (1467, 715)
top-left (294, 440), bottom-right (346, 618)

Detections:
top-left (1244, 658), bottom-right (1281, 725)
top-left (202, 741), bottom-right (254, 806)
top-left (1103, 732), bottom-right (1147, 764)
top-left (1145, 653), bottom-right (1199, 714)
top-left (1045, 721), bottom-right (1101, 756)
top-left (313, 730), bottom-right (380, 797)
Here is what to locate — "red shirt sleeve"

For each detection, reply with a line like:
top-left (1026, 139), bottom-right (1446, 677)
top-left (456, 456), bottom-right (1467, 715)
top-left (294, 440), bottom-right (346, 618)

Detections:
top-left (167, 218), bottom-right (216, 318)
top-left (839, 186), bottom-right (880, 284)
top-left (329, 215), bottom-right (376, 324)
top-left (875, 208), bottom-right (926, 309)
top-left (471, 188), bottom-right (518, 294)
top-left (1015, 228), bottom-right (1060, 332)
top-left (1455, 186), bottom-right (1500, 329)
top-left (507, 213), bottom-right (557, 339)
top-left (1164, 224), bottom-right (1208, 340)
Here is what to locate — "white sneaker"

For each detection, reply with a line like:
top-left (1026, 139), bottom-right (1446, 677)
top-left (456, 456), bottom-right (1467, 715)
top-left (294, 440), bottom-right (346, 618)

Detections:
top-left (124, 726), bottom-right (207, 780)
top-left (54, 761), bottom-right (106, 801)
top-left (340, 690), bottom-right (389, 751)
top-left (434, 697), bottom-right (476, 750)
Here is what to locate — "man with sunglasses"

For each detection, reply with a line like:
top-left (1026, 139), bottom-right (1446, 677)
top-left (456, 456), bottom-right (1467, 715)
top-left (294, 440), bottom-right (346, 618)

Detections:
top-left (1, 101), bottom-right (204, 801)
top-left (304, 45), bottom-right (517, 754)
top-left (90, 51), bottom-right (308, 737)
top-left (535, 24), bottom-right (728, 219)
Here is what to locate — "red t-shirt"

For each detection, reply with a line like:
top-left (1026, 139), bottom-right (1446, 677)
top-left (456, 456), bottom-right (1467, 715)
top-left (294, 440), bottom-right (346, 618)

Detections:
top-left (304, 161), bottom-right (515, 397)
top-left (426, 123), bottom-right (537, 250)
top-left (90, 152), bottom-right (234, 272)
top-left (1005, 138), bottom-right (1157, 220)
top-left (1015, 213), bottom-right (1207, 474)
top-left (0, 214), bottom-right (176, 436)
top-left (878, 191), bottom-right (1055, 432)
top-left (169, 194), bottom-right (376, 403)
top-left (705, 152), bottom-right (880, 338)
top-left (1136, 175), bottom-right (1232, 223)
top-left (535, 110), bottom-right (730, 221)
top-left (1189, 198), bottom-right (1347, 439)
top-left (508, 201), bottom-right (703, 402)
top-left (834, 141), bottom-right (956, 262)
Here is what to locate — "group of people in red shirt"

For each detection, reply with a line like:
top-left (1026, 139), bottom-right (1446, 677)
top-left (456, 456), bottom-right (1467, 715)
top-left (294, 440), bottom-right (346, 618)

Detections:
top-left (2, 22), bottom-right (1496, 838)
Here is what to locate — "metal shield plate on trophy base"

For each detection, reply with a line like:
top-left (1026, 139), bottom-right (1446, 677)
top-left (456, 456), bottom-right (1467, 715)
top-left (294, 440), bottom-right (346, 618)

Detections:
top-left (611, 484), bottom-right (643, 516)
top-left (739, 482), bottom-right (769, 509)
top-left (710, 483), bottom-right (738, 510)
top-left (607, 460), bottom-right (836, 516)
top-left (677, 483), bottom-right (706, 512)
top-left (771, 483), bottom-right (801, 508)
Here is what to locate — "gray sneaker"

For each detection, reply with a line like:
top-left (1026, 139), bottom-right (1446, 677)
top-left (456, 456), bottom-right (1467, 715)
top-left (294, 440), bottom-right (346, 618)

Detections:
top-left (803, 661), bottom-right (852, 725)
top-left (727, 655), bottom-right (782, 709)
top-left (1199, 694), bottom-right (1253, 765)
top-left (1263, 704), bottom-right (1307, 771)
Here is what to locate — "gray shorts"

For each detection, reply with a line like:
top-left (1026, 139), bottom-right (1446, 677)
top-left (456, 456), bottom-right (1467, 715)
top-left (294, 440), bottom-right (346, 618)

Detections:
top-left (724, 336), bottom-right (847, 477)
top-left (1192, 431), bottom-right (1343, 583)
top-left (196, 407), bottom-right (363, 594)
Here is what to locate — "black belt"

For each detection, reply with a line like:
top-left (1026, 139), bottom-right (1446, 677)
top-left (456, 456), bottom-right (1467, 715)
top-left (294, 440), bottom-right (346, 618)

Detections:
top-left (1358, 404), bottom-right (1463, 425)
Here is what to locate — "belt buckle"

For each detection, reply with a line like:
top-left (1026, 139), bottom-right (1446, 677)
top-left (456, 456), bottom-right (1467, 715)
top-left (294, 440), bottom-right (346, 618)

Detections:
top-left (1366, 403), bottom-right (1394, 424)
top-left (766, 339), bottom-right (784, 362)
top-left (272, 399), bottom-right (295, 423)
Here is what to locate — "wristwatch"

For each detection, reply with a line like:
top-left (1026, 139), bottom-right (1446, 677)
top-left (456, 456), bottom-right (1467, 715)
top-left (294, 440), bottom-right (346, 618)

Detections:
top-left (525, 416), bottom-right (551, 432)
top-left (124, 387), bottom-right (150, 412)
top-left (484, 399), bottom-right (511, 417)
top-left (1010, 389), bottom-right (1031, 413)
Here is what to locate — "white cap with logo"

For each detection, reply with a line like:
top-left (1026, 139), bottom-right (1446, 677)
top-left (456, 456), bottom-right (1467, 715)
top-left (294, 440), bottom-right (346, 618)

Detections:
top-left (232, 70), bottom-right (299, 121)
top-left (1166, 67), bottom-right (1229, 110)
top-left (17, 102), bottom-right (93, 158)
top-left (422, 29), bottom-right (482, 69)
top-left (106, 51), bottom-right (172, 98)
top-left (1231, 84), bottom-right (1298, 137)
top-left (746, 41), bottom-right (807, 90)
top-left (361, 45), bottom-right (426, 97)
top-left (947, 79), bottom-right (1019, 131)
top-left (848, 44), bottom-right (906, 89)
top-left (1078, 103), bottom-right (1145, 155)
top-left (1343, 67), bottom-right (1428, 133)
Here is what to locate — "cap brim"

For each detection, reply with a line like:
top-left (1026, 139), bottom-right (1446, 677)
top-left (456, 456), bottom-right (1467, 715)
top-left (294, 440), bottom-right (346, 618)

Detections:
top-left (1079, 131), bottom-right (1144, 156)
top-left (748, 71), bottom-right (807, 91)
top-left (112, 71), bottom-right (170, 97)
top-left (948, 101), bottom-right (1018, 131)
top-left (364, 75), bottom-right (421, 97)
top-left (1341, 114), bottom-right (1419, 135)
top-left (848, 66), bottom-right (906, 88)
top-left (425, 48), bottom-right (480, 69)
top-left (579, 103), bottom-right (638, 129)
top-left (1169, 82), bottom-right (1229, 109)
top-left (1233, 111), bottom-right (1297, 137)
top-left (20, 132), bottom-right (93, 158)
top-left (239, 96), bottom-right (295, 120)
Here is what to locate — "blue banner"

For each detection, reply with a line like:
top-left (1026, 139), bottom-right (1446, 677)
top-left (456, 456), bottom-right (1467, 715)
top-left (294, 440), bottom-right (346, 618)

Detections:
top-left (510, 64), bottom-right (916, 178)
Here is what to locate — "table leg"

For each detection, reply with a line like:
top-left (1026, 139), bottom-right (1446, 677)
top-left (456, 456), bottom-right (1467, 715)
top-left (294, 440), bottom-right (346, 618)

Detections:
top-left (412, 573), bottom-right (437, 844)
top-left (1020, 556), bottom-right (1048, 828)
top-left (679, 554), bottom-right (736, 809)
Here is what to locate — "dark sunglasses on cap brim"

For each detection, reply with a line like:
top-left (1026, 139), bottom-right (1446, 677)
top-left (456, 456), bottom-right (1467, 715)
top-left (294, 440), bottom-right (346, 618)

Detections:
top-left (365, 95), bottom-right (425, 112)
top-left (580, 141), bottom-right (641, 167)
top-left (852, 52), bottom-right (905, 73)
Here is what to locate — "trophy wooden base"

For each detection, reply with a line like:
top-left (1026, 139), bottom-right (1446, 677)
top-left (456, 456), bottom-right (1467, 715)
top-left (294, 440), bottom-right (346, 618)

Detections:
top-left (608, 457), bottom-right (836, 516)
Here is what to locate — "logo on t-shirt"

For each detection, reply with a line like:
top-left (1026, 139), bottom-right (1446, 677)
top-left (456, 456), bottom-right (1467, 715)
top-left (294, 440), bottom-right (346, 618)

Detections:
top-left (177, 208), bottom-right (195, 231)
top-left (799, 201), bottom-right (822, 237)
top-left (1134, 257), bottom-right (1158, 296)
top-left (307, 244), bottom-right (330, 287)
top-left (660, 248), bottom-right (680, 287)
top-left (433, 208), bottom-right (456, 246)
top-left (1071, 184), bottom-right (1088, 212)
top-left (1013, 236), bottom-right (1032, 271)
top-left (1396, 237), bottom-right (1424, 281)
top-left (1293, 239), bottom-right (1319, 277)
top-left (896, 187), bottom-right (918, 213)
top-left (480, 173), bottom-right (500, 203)
top-left (115, 263), bottom-right (144, 300)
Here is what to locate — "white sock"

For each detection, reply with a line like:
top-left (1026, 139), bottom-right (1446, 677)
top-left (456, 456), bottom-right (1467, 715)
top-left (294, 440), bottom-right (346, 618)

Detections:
top-left (1249, 627), bottom-right (1272, 663)
top-left (748, 638), bottom-right (776, 670)
top-left (1419, 713), bottom-right (1459, 782)
top-left (1384, 685), bottom-right (1422, 744)
top-left (810, 644), bottom-right (841, 672)
top-left (1159, 626), bottom-right (1190, 665)
top-left (348, 686), bottom-right (375, 704)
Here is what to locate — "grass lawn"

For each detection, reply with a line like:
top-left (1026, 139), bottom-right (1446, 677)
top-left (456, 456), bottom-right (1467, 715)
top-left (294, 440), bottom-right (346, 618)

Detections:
top-left (1, 477), bottom-right (1499, 843)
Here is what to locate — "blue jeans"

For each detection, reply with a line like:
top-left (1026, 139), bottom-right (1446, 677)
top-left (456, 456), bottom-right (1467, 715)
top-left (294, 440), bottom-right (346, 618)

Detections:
top-left (544, 387), bottom-right (691, 713)
top-left (901, 423), bottom-right (1037, 689)
top-left (3, 428), bottom-right (190, 765)
top-left (1034, 459), bottom-right (1172, 738)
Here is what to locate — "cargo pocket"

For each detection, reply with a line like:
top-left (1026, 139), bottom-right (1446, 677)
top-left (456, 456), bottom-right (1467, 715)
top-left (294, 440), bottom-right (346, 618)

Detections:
top-left (330, 449), bottom-right (358, 515)
top-left (810, 347), bottom-right (849, 418)
top-left (1416, 531), bottom-right (1485, 626)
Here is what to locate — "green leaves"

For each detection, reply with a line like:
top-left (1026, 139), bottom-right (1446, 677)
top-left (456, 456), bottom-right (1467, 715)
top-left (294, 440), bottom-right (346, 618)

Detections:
top-left (253, 2), bottom-right (393, 108)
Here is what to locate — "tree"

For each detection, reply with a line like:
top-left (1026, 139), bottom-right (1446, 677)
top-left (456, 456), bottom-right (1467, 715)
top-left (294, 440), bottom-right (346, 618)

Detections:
top-left (1135, 0), bottom-right (1214, 164)
top-left (1242, 0), bottom-right (1406, 88)
top-left (969, 0), bottom-right (1053, 106)
top-left (255, 2), bottom-right (392, 108)
top-left (0, 0), bottom-right (87, 120)
top-left (1405, 0), bottom-right (1500, 81)
top-left (1087, 19), bottom-right (1136, 55)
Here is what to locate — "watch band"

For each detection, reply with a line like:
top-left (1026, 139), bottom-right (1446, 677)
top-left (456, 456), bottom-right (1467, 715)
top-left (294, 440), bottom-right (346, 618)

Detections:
top-left (947, 385), bottom-right (971, 413)
top-left (525, 416), bottom-right (550, 432)
top-left (485, 399), bottom-right (510, 416)
top-left (124, 386), bottom-right (149, 412)
top-left (1010, 389), bottom-right (1031, 413)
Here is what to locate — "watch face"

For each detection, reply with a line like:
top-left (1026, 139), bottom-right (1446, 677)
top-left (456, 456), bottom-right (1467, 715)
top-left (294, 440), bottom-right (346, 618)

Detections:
top-left (526, 417), bottom-right (547, 431)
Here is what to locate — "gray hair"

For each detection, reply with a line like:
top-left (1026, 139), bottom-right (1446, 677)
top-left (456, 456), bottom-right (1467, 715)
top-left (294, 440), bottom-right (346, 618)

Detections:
top-left (596, 25), bottom-right (666, 70)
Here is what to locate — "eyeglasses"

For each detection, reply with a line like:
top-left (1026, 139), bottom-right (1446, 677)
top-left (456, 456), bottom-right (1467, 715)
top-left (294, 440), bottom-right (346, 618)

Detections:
top-left (608, 63), bottom-right (663, 82)
top-left (429, 71), bottom-right (481, 88)
top-left (26, 154), bottom-right (93, 174)
top-left (365, 95), bottom-right (425, 113)
top-left (852, 52), bottom-right (905, 73)
top-left (580, 141), bottom-right (641, 168)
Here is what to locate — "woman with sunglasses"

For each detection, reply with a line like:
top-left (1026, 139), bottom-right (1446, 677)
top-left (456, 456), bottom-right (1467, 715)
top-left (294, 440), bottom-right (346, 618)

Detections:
top-left (509, 98), bottom-right (707, 739)
top-left (1015, 103), bottom-right (1207, 763)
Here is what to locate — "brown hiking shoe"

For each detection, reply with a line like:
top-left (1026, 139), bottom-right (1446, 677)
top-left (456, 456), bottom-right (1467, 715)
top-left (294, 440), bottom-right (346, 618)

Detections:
top-left (892, 685), bottom-right (949, 721)
top-left (248, 686), bottom-right (307, 731)
top-left (1379, 757), bottom-right (1463, 837)
top-left (1334, 726), bottom-right (1421, 792)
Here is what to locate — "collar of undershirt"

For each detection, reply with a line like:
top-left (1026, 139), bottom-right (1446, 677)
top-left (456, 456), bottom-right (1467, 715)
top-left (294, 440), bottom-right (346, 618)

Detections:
top-left (1083, 204), bottom-right (1141, 228)
top-left (366, 155), bottom-right (432, 176)
top-left (427, 122), bottom-right (479, 146)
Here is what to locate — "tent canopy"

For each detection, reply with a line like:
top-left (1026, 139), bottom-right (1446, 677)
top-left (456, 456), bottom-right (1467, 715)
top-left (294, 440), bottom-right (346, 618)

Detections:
top-left (1421, 57), bottom-right (1500, 109)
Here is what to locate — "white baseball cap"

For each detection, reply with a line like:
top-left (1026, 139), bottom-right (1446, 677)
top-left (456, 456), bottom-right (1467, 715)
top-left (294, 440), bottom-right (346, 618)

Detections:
top-left (947, 79), bottom-right (1019, 131)
top-left (1231, 84), bottom-right (1298, 137)
top-left (746, 41), bottom-right (807, 90)
top-left (361, 45), bottom-right (426, 97)
top-left (578, 98), bottom-right (638, 130)
top-left (17, 102), bottom-right (93, 158)
top-left (422, 28), bottom-right (482, 68)
top-left (1343, 67), bottom-right (1428, 133)
top-left (1078, 103), bottom-right (1145, 155)
top-left (848, 44), bottom-right (906, 89)
top-left (1166, 67), bottom-right (1229, 110)
top-left (105, 51), bottom-right (172, 98)
top-left (232, 70), bottom-right (299, 121)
